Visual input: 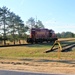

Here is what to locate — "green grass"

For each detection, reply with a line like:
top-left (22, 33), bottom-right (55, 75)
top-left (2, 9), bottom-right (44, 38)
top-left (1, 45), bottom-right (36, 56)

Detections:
top-left (0, 43), bottom-right (75, 59)
top-left (0, 44), bottom-right (51, 57)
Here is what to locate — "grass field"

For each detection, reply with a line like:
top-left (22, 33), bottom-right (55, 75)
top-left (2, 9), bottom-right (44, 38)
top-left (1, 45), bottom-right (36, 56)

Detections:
top-left (0, 41), bottom-right (75, 60)
top-left (0, 39), bottom-right (75, 74)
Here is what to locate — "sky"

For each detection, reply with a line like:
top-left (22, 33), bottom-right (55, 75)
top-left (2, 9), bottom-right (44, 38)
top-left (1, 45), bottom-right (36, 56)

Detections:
top-left (0, 0), bottom-right (75, 33)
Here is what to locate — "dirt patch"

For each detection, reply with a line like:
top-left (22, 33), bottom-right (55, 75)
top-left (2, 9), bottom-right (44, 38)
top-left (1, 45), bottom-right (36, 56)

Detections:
top-left (0, 59), bottom-right (75, 74)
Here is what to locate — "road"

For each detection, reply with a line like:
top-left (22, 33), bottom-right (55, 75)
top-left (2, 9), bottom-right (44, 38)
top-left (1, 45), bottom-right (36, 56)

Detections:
top-left (0, 70), bottom-right (71, 75)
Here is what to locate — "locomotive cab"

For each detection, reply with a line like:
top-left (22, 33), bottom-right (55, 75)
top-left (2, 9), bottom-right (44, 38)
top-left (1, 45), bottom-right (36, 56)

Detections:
top-left (27, 28), bottom-right (36, 44)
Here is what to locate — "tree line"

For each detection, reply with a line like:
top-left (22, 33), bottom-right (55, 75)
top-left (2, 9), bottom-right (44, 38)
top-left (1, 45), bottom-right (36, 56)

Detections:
top-left (0, 6), bottom-right (44, 45)
top-left (56, 32), bottom-right (75, 38)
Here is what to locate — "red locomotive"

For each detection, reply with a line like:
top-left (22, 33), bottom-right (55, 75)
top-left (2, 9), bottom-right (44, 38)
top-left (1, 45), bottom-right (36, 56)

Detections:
top-left (27, 28), bottom-right (57, 43)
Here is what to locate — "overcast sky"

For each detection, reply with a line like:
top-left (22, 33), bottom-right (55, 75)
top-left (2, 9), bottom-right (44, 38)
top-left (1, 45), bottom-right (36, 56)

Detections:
top-left (0, 0), bottom-right (75, 33)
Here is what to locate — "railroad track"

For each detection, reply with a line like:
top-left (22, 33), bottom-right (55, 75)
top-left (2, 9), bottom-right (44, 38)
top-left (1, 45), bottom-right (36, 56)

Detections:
top-left (0, 44), bottom-right (32, 47)
top-left (0, 39), bottom-right (75, 53)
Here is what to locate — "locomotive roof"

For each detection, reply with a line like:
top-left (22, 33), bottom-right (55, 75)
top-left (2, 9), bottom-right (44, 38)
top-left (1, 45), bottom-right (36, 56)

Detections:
top-left (31, 28), bottom-right (53, 31)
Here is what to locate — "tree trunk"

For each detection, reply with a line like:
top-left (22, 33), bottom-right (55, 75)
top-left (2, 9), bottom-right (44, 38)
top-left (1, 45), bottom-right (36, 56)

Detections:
top-left (3, 13), bottom-right (6, 45)
top-left (19, 40), bottom-right (21, 44)
top-left (13, 40), bottom-right (15, 45)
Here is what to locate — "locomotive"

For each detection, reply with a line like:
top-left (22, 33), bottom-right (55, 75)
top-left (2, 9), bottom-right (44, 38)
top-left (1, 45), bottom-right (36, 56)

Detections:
top-left (27, 28), bottom-right (57, 43)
